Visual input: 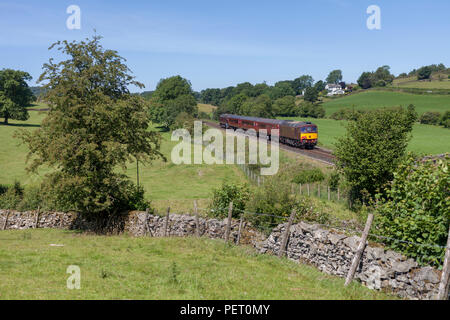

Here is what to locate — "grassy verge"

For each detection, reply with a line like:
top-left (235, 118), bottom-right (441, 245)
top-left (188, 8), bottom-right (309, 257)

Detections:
top-left (0, 229), bottom-right (395, 299)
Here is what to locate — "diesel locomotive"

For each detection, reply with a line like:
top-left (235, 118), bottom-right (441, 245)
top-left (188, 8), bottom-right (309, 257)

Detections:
top-left (219, 114), bottom-right (318, 149)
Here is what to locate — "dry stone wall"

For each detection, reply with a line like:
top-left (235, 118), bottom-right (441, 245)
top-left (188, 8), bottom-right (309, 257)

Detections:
top-left (0, 209), bottom-right (446, 300)
top-left (257, 221), bottom-right (445, 300)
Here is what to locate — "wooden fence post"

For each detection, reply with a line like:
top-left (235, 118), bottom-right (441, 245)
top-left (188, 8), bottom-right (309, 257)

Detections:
top-left (327, 187), bottom-right (330, 201)
top-left (345, 213), bottom-right (374, 286)
top-left (299, 184), bottom-right (302, 195)
top-left (236, 215), bottom-right (244, 245)
top-left (278, 209), bottom-right (296, 258)
top-left (34, 206), bottom-right (41, 229)
top-left (163, 207), bottom-right (170, 237)
top-left (307, 183), bottom-right (310, 196)
top-left (224, 202), bottom-right (233, 242)
top-left (257, 175), bottom-right (260, 187)
top-left (437, 226), bottom-right (450, 300)
top-left (2, 210), bottom-right (10, 230)
top-left (194, 200), bottom-right (200, 237)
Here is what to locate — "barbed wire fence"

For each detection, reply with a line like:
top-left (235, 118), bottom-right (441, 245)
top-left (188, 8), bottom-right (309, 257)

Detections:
top-left (237, 163), bottom-right (348, 203)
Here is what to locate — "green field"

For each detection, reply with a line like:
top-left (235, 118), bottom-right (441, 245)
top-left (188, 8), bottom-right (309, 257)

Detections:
top-left (0, 107), bottom-right (245, 213)
top-left (0, 229), bottom-right (394, 300)
top-left (280, 117), bottom-right (450, 155)
top-left (322, 90), bottom-right (450, 116)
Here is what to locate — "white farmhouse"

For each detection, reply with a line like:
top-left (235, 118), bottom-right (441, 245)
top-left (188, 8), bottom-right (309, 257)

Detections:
top-left (325, 83), bottom-right (345, 96)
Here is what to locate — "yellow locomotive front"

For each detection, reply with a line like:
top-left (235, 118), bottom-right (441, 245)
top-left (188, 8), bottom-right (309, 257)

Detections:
top-left (300, 124), bottom-right (318, 148)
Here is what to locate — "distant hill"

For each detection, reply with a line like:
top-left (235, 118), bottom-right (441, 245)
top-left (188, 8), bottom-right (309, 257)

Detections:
top-left (393, 71), bottom-right (450, 90)
top-left (322, 90), bottom-right (450, 116)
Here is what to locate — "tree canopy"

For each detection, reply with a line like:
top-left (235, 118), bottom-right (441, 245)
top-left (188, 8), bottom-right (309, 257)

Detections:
top-left (149, 75), bottom-right (198, 128)
top-left (326, 70), bottom-right (343, 84)
top-left (19, 36), bottom-right (163, 214)
top-left (0, 69), bottom-right (33, 124)
top-left (334, 105), bottom-right (417, 206)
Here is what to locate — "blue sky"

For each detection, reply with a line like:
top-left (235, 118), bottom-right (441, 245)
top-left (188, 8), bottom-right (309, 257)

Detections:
top-left (1, 0), bottom-right (449, 92)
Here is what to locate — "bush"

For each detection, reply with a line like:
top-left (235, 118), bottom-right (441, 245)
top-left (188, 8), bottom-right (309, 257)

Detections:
top-left (295, 102), bottom-right (325, 118)
top-left (334, 105), bottom-right (417, 205)
top-left (198, 111), bottom-right (211, 120)
top-left (16, 186), bottom-right (45, 211)
top-left (374, 154), bottom-right (449, 267)
top-left (440, 111), bottom-right (450, 128)
top-left (0, 184), bottom-right (8, 196)
top-left (209, 182), bottom-right (250, 219)
top-left (292, 168), bottom-right (325, 184)
top-left (329, 108), bottom-right (365, 121)
top-left (328, 171), bottom-right (340, 191)
top-left (419, 111), bottom-right (441, 125)
top-left (246, 174), bottom-right (330, 232)
top-left (171, 112), bottom-right (196, 135)
top-left (0, 181), bottom-right (24, 209)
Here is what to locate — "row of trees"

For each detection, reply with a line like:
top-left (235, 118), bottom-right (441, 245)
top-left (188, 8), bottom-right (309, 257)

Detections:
top-left (398, 63), bottom-right (447, 80)
top-left (201, 70), bottom-right (342, 107)
top-left (199, 72), bottom-right (340, 120)
top-left (357, 65), bottom-right (395, 89)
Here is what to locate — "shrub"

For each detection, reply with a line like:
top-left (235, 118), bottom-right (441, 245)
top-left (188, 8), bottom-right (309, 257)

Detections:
top-left (0, 184), bottom-right (8, 196)
top-left (329, 108), bottom-right (365, 121)
top-left (198, 111), bottom-right (211, 120)
top-left (292, 168), bottom-right (325, 184)
top-left (374, 154), bottom-right (449, 267)
top-left (440, 111), bottom-right (450, 128)
top-left (295, 102), bottom-right (325, 118)
top-left (0, 182), bottom-right (24, 209)
top-left (328, 171), bottom-right (340, 191)
top-left (16, 186), bottom-right (45, 211)
top-left (209, 182), bottom-right (250, 219)
top-left (171, 112), bottom-right (195, 134)
top-left (246, 175), bottom-right (329, 232)
top-left (419, 111), bottom-right (441, 125)
top-left (334, 105), bottom-right (417, 205)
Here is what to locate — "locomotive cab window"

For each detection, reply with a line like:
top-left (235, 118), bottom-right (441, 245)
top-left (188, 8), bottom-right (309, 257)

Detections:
top-left (301, 126), bottom-right (317, 133)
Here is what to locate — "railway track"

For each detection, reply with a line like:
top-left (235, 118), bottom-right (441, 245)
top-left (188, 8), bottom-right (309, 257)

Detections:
top-left (203, 121), bottom-right (336, 166)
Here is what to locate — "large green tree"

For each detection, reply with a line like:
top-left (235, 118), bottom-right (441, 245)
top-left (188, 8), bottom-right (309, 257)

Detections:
top-left (334, 105), bottom-right (417, 206)
top-left (303, 87), bottom-right (319, 103)
top-left (0, 69), bottom-right (33, 124)
top-left (241, 94), bottom-right (273, 118)
top-left (291, 75), bottom-right (314, 95)
top-left (19, 36), bottom-right (163, 215)
top-left (273, 95), bottom-right (296, 116)
top-left (149, 75), bottom-right (198, 128)
top-left (326, 69), bottom-right (343, 84)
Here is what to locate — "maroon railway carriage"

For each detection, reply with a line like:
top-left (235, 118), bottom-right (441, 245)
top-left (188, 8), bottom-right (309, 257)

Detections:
top-left (219, 114), bottom-right (318, 149)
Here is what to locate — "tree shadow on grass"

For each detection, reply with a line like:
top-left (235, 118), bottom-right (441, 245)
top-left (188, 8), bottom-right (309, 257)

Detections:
top-left (0, 123), bottom-right (41, 128)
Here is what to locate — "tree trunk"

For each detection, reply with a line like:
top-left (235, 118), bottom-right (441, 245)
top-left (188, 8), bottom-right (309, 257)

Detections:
top-left (4, 115), bottom-right (8, 124)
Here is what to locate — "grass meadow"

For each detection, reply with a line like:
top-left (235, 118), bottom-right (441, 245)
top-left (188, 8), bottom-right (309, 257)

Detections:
top-left (0, 229), bottom-right (395, 300)
top-left (0, 107), bottom-right (246, 213)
